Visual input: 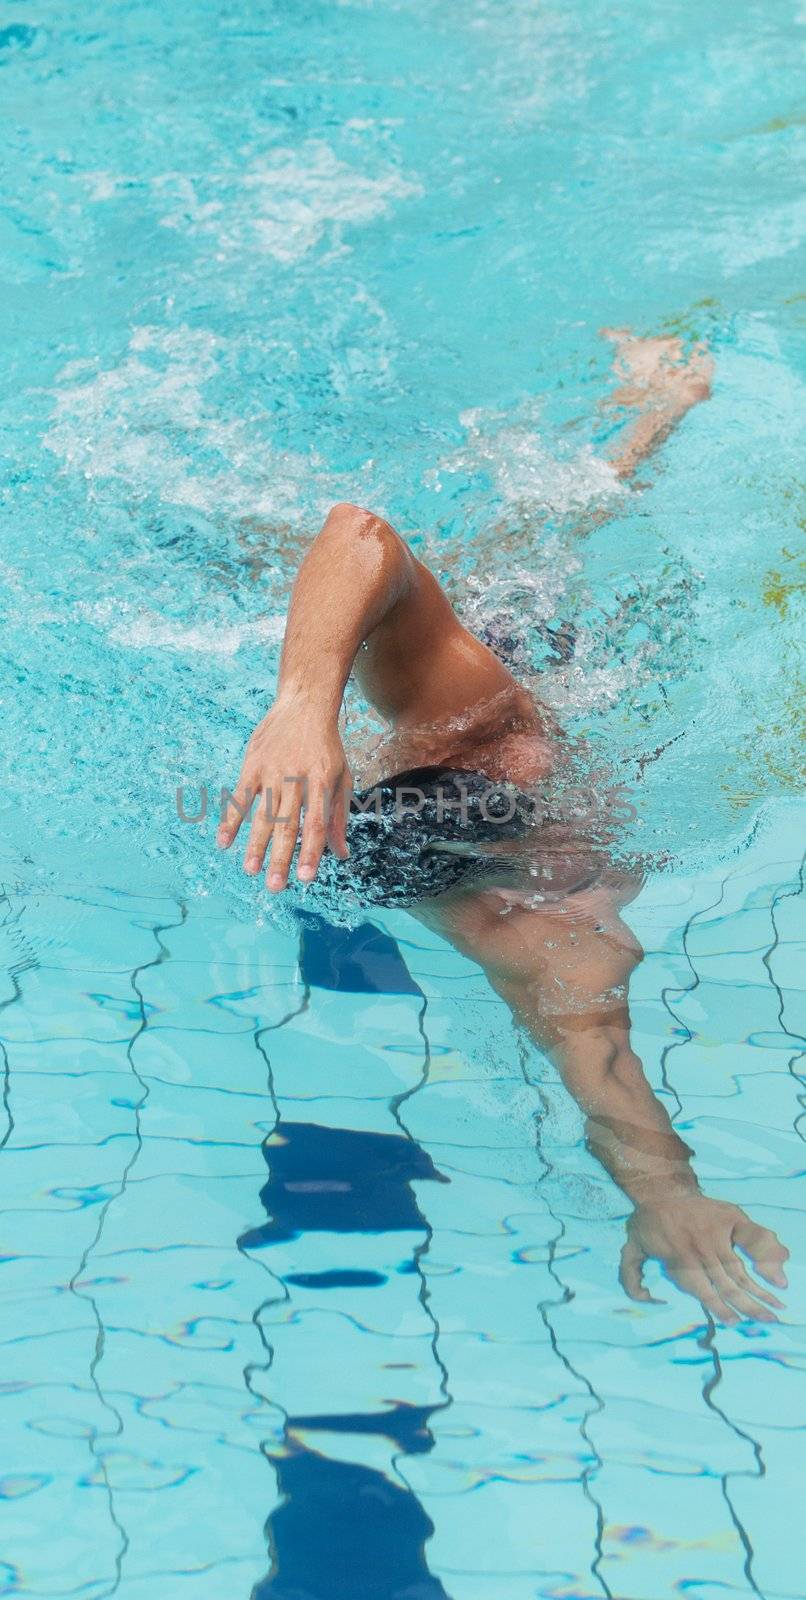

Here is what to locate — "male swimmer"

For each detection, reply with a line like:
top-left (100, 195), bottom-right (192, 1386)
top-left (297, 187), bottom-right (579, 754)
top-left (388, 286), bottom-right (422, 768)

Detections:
top-left (218, 330), bottom-right (788, 1324)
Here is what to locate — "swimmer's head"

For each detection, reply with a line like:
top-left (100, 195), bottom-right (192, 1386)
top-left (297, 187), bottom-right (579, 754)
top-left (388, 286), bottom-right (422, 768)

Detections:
top-left (315, 766), bottom-right (540, 908)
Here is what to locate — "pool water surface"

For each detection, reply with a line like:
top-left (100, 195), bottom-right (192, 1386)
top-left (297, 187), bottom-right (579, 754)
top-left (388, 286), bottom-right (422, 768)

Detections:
top-left (0, 0), bottom-right (804, 1595)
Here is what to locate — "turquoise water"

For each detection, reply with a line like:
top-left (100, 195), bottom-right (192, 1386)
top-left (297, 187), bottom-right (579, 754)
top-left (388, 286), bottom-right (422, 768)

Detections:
top-left (1, 0), bottom-right (805, 1595)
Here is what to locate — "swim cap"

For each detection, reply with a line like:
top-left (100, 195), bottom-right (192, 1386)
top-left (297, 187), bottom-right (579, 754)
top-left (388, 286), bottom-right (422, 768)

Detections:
top-left (317, 765), bottom-right (538, 908)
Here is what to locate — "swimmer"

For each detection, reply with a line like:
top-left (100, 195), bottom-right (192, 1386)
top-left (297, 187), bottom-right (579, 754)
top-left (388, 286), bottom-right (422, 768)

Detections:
top-left (218, 331), bottom-right (788, 1325)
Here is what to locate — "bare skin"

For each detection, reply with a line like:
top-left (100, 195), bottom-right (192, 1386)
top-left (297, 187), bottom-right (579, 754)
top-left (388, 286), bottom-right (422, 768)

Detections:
top-left (603, 327), bottom-right (715, 479)
top-left (218, 332), bottom-right (788, 1324)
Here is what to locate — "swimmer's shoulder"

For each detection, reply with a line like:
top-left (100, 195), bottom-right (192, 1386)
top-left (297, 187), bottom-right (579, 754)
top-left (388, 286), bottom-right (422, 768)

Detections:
top-left (492, 728), bottom-right (556, 786)
top-left (457, 688), bottom-right (561, 786)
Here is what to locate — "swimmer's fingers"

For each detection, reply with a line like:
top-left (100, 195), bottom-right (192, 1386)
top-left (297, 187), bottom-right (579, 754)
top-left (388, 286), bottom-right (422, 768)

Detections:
top-left (217, 777), bottom-right (256, 849)
top-left (242, 783), bottom-right (278, 877)
top-left (297, 771), bottom-right (352, 881)
top-left (708, 1258), bottom-right (778, 1324)
top-left (618, 1238), bottom-right (660, 1304)
top-left (716, 1248), bottom-right (780, 1312)
top-left (297, 785), bottom-right (329, 884)
top-left (666, 1263), bottom-right (740, 1327)
top-left (732, 1217), bottom-right (789, 1290)
top-left (325, 774), bottom-right (352, 862)
top-left (718, 1247), bottom-right (783, 1312)
top-left (266, 784), bottom-right (303, 893)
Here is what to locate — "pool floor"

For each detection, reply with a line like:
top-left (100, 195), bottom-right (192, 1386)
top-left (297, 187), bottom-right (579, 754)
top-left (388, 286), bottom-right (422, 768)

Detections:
top-left (1, 800), bottom-right (803, 1600)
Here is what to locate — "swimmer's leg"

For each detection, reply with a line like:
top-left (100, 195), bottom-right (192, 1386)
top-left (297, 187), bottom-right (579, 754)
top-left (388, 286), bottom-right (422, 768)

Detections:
top-left (439, 325), bottom-right (713, 587)
top-left (600, 327), bottom-right (713, 481)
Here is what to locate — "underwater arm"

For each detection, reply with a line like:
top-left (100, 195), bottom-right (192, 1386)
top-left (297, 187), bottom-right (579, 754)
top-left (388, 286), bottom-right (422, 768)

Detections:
top-left (431, 888), bottom-right (788, 1321)
top-left (466, 891), bottom-right (702, 1201)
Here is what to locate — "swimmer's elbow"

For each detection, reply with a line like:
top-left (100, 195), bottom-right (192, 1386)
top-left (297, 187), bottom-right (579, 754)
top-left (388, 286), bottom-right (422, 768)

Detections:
top-left (319, 502), bottom-right (413, 588)
top-left (324, 500), bottom-right (373, 525)
top-left (322, 502), bottom-right (397, 545)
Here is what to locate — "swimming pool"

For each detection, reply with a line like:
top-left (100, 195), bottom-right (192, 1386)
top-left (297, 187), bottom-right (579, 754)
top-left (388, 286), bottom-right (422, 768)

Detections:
top-left (1, 0), bottom-right (804, 1595)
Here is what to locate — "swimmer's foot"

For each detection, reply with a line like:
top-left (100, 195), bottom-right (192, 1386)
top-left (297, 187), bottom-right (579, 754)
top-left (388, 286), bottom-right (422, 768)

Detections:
top-left (600, 327), bottom-right (714, 480)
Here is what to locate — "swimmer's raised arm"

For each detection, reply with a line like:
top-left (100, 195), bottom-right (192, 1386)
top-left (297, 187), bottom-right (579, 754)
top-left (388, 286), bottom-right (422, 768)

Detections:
top-left (218, 502), bottom-right (522, 889)
top-left (218, 502), bottom-right (406, 888)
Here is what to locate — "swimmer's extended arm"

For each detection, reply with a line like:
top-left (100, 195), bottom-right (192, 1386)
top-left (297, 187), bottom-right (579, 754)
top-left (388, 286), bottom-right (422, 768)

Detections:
top-left (219, 502), bottom-right (522, 888)
top-left (428, 888), bottom-right (788, 1323)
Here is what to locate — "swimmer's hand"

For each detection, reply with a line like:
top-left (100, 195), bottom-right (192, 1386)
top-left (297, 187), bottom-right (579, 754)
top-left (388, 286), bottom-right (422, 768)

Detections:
top-left (217, 693), bottom-right (352, 891)
top-left (619, 1194), bottom-right (788, 1325)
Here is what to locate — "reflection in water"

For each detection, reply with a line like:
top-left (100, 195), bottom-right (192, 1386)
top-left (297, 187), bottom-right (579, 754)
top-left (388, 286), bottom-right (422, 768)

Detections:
top-left (247, 917), bottom-right (449, 1600)
top-left (297, 912), bottom-right (424, 998)
top-left (239, 1120), bottom-right (448, 1250)
top-left (256, 1414), bottom-right (449, 1600)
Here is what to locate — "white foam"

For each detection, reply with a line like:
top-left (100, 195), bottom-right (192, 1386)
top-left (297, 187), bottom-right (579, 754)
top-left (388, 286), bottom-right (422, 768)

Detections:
top-left (460, 548), bottom-right (582, 635)
top-left (80, 602), bottom-right (286, 656)
top-left (656, 196), bottom-right (806, 275)
top-left (80, 171), bottom-right (128, 202)
top-left (464, 0), bottom-right (590, 121)
top-left (44, 324), bottom-right (314, 520)
top-left (158, 141), bottom-right (421, 265)
top-left (438, 401), bottom-right (624, 518)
